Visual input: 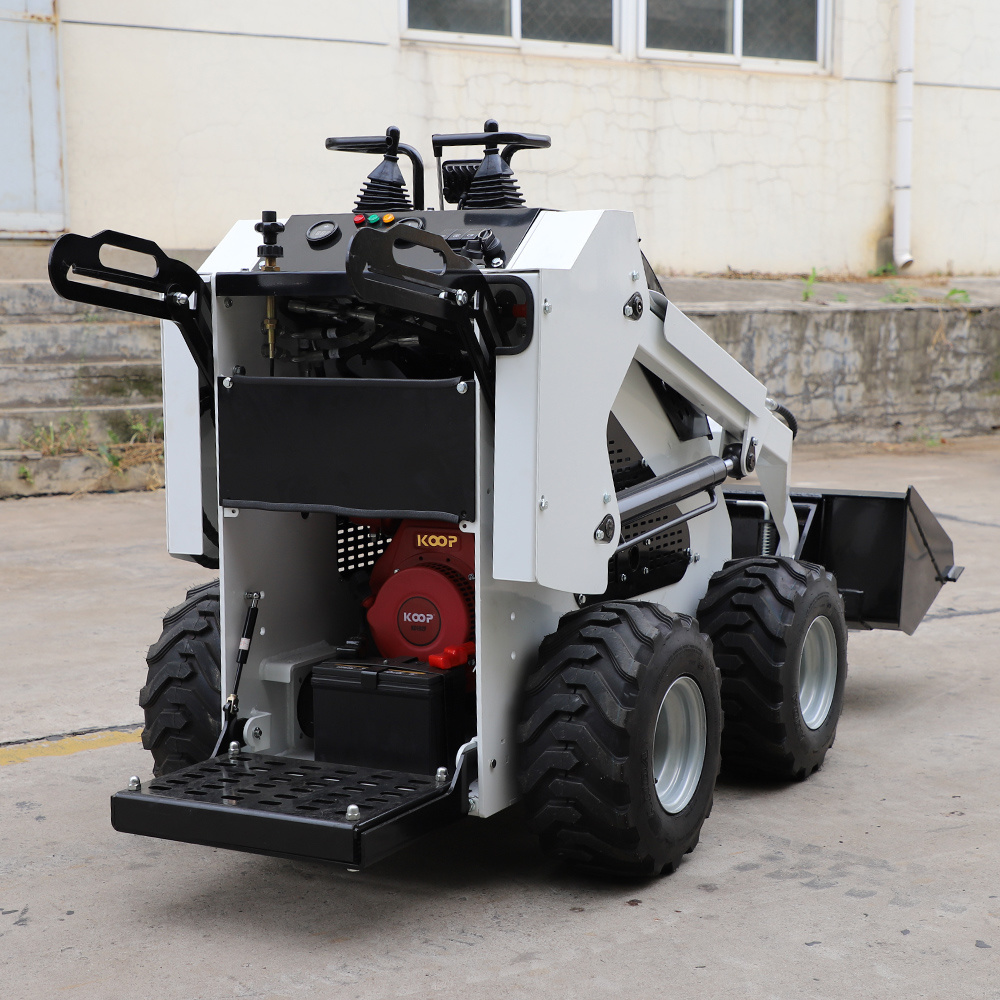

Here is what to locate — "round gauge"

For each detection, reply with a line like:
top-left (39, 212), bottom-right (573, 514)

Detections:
top-left (306, 220), bottom-right (340, 246)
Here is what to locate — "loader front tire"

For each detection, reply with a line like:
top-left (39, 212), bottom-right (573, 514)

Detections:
top-left (696, 557), bottom-right (848, 780)
top-left (140, 580), bottom-right (222, 776)
top-left (517, 602), bottom-right (722, 877)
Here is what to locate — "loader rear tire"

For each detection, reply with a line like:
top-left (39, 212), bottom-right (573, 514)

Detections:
top-left (517, 601), bottom-right (722, 877)
top-left (696, 557), bottom-right (847, 780)
top-left (140, 580), bottom-right (222, 776)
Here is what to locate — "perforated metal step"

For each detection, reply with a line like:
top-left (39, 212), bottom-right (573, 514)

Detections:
top-left (111, 753), bottom-right (464, 868)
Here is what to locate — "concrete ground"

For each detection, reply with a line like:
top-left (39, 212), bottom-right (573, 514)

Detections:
top-left (1, 438), bottom-right (998, 999)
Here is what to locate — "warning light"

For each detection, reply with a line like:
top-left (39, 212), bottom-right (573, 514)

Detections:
top-left (382, 213), bottom-right (396, 225)
top-left (367, 214), bottom-right (381, 225)
top-left (353, 214), bottom-right (365, 226)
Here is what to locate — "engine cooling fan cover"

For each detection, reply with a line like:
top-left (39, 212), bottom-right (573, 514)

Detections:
top-left (366, 564), bottom-right (472, 660)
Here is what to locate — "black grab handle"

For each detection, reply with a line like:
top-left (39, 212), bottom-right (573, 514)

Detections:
top-left (48, 229), bottom-right (214, 389)
top-left (431, 122), bottom-right (550, 158)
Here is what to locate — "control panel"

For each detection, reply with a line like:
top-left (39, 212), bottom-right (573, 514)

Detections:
top-left (250, 208), bottom-right (541, 276)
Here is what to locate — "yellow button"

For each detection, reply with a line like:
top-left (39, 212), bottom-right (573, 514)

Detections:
top-left (382, 213), bottom-right (396, 225)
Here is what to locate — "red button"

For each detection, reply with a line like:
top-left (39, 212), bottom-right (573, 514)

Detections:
top-left (353, 214), bottom-right (365, 226)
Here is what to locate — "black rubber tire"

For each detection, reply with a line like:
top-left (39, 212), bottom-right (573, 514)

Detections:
top-left (517, 601), bottom-right (722, 878)
top-left (140, 580), bottom-right (222, 776)
top-left (696, 557), bottom-right (848, 780)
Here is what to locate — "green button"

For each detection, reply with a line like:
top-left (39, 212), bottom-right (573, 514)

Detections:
top-left (367, 214), bottom-right (380, 225)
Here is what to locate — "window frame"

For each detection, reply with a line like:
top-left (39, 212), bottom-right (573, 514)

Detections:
top-left (637, 0), bottom-right (833, 73)
top-left (400, 0), bottom-right (626, 60)
top-left (399, 0), bottom-right (832, 74)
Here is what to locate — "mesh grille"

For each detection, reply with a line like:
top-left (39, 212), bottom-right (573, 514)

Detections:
top-left (145, 755), bottom-right (441, 821)
top-left (742, 0), bottom-right (817, 61)
top-left (621, 506), bottom-right (689, 554)
top-left (608, 414), bottom-right (655, 492)
top-left (337, 519), bottom-right (392, 576)
top-left (409, 0), bottom-right (510, 34)
top-left (646, 0), bottom-right (734, 54)
top-left (522, 0), bottom-right (613, 44)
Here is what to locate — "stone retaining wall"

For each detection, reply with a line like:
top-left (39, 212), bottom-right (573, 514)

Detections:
top-left (691, 304), bottom-right (1000, 443)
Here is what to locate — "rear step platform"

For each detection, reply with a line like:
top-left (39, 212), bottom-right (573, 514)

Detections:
top-left (111, 752), bottom-right (467, 868)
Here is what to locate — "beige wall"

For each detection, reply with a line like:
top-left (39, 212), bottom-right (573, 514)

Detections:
top-left (56, 0), bottom-right (1000, 275)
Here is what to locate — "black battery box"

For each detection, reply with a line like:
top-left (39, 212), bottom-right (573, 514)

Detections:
top-left (311, 659), bottom-right (467, 775)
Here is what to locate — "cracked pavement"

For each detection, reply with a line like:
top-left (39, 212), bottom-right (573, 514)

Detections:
top-left (1, 438), bottom-right (999, 998)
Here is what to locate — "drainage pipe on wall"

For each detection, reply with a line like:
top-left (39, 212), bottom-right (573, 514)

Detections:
top-left (894, 0), bottom-right (916, 269)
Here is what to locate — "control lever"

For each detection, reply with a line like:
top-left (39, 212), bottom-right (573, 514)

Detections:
top-left (326, 128), bottom-right (426, 210)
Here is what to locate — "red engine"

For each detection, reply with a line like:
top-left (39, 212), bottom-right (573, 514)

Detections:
top-left (364, 520), bottom-right (475, 664)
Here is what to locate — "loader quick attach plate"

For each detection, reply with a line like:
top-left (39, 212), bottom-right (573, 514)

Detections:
top-left (111, 753), bottom-right (464, 869)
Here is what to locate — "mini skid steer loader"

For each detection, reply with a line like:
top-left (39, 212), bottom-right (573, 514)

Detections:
top-left (48, 121), bottom-right (962, 876)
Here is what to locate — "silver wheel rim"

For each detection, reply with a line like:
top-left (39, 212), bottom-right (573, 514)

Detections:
top-left (652, 676), bottom-right (707, 814)
top-left (798, 615), bottom-right (838, 730)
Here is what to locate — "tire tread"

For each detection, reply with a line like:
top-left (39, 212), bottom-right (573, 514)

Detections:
top-left (518, 601), bottom-right (719, 877)
top-left (140, 581), bottom-right (222, 776)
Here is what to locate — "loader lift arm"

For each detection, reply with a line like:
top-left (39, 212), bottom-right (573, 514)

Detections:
top-left (634, 297), bottom-right (799, 556)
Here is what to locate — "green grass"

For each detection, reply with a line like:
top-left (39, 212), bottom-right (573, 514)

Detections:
top-left (879, 286), bottom-right (918, 304)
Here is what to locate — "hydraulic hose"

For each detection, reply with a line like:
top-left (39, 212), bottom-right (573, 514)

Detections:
top-left (766, 397), bottom-right (799, 439)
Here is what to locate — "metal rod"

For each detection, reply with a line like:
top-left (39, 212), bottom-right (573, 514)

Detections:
top-left (616, 455), bottom-right (733, 523)
top-left (616, 491), bottom-right (719, 555)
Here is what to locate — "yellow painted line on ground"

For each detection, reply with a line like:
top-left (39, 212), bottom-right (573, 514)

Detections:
top-left (0, 727), bottom-right (142, 767)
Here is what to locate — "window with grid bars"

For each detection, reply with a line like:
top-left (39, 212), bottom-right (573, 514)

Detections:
top-left (644, 0), bottom-right (820, 62)
top-left (406, 0), bottom-right (825, 64)
top-left (408, 0), bottom-right (615, 46)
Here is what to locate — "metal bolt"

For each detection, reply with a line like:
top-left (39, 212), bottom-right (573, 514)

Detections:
top-left (623, 304), bottom-right (634, 318)
top-left (228, 740), bottom-right (240, 757)
top-left (170, 291), bottom-right (189, 307)
top-left (643, 566), bottom-right (650, 575)
top-left (542, 299), bottom-right (552, 314)
top-left (436, 767), bottom-right (449, 784)
top-left (691, 552), bottom-right (701, 563)
top-left (224, 297), bottom-right (234, 308)
top-left (252, 726), bottom-right (263, 741)
top-left (346, 804), bottom-right (361, 821)
top-left (128, 776), bottom-right (141, 792)
top-left (538, 497), bottom-right (548, 510)
top-left (467, 574), bottom-right (475, 582)
top-left (620, 573), bottom-right (627, 583)
top-left (603, 491), bottom-right (611, 504)
top-left (456, 381), bottom-right (468, 394)
top-left (630, 270), bottom-right (640, 281)
top-left (491, 258), bottom-right (504, 268)
top-left (751, 436), bottom-right (760, 447)
top-left (222, 377), bottom-right (233, 389)
top-left (594, 528), bottom-right (605, 541)
top-left (576, 594), bottom-right (587, 606)
top-left (454, 289), bottom-right (468, 306)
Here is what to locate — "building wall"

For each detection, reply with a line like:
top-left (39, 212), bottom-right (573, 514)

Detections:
top-left (54, 0), bottom-right (1000, 275)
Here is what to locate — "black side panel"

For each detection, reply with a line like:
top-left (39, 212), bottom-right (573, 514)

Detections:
top-left (900, 488), bottom-right (959, 634)
top-left (803, 491), bottom-right (908, 627)
top-left (218, 375), bottom-right (476, 522)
